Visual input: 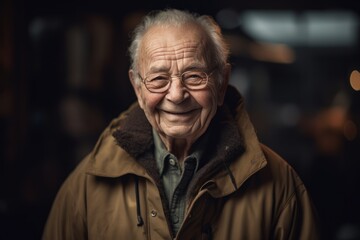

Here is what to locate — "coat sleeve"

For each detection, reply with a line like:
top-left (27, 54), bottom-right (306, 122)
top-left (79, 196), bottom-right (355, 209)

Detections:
top-left (273, 183), bottom-right (321, 240)
top-left (42, 162), bottom-right (88, 240)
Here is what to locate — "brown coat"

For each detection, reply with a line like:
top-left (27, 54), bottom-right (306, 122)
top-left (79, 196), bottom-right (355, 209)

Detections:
top-left (43, 87), bottom-right (320, 240)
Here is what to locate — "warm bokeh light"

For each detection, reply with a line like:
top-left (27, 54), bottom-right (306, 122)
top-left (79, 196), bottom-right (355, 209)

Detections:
top-left (350, 70), bottom-right (360, 91)
top-left (224, 34), bottom-right (295, 64)
top-left (249, 42), bottom-right (295, 64)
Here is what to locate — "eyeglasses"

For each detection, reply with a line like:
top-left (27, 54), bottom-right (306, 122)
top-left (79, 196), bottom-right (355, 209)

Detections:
top-left (138, 70), bottom-right (214, 93)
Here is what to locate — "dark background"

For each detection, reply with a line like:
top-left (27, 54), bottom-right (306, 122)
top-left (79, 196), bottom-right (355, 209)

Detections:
top-left (1, 0), bottom-right (360, 239)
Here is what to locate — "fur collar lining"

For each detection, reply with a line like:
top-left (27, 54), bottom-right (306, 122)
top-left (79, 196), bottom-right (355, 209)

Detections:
top-left (112, 86), bottom-right (246, 200)
top-left (112, 106), bottom-right (153, 158)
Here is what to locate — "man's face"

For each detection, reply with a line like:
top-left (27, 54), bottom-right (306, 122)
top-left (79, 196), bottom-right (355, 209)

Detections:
top-left (130, 24), bottom-right (228, 142)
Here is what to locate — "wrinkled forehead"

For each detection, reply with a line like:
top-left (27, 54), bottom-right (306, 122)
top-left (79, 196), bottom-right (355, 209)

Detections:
top-left (138, 24), bottom-right (210, 71)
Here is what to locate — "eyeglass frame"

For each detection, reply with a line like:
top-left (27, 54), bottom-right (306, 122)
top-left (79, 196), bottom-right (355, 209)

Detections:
top-left (137, 68), bottom-right (217, 93)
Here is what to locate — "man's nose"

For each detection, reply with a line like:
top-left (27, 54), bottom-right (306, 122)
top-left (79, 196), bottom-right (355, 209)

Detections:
top-left (165, 77), bottom-right (189, 104)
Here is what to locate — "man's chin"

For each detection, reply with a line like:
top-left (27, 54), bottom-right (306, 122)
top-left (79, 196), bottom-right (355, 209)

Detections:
top-left (161, 126), bottom-right (195, 139)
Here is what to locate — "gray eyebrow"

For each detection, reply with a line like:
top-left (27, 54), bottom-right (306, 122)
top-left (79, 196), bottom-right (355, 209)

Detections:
top-left (147, 63), bottom-right (207, 74)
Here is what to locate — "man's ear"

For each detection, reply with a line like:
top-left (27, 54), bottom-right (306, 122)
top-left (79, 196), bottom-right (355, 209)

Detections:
top-left (217, 63), bottom-right (231, 106)
top-left (129, 69), bottom-right (144, 109)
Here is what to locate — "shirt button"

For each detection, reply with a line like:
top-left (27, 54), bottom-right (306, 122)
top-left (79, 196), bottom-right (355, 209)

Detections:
top-left (151, 209), bottom-right (157, 217)
top-left (169, 158), bottom-right (176, 166)
top-left (172, 214), bottom-right (179, 223)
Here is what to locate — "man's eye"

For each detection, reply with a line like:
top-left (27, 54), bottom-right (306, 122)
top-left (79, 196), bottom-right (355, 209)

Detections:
top-left (186, 74), bottom-right (202, 79)
top-left (148, 75), bottom-right (169, 82)
top-left (183, 72), bottom-right (204, 83)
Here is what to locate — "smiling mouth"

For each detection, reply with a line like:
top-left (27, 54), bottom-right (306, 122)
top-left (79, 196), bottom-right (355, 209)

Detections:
top-left (162, 109), bottom-right (198, 115)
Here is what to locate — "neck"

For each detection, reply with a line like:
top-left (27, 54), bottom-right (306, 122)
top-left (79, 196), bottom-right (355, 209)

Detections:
top-left (159, 135), bottom-right (194, 162)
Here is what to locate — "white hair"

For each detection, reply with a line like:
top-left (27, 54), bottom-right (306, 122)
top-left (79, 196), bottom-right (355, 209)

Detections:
top-left (128, 9), bottom-right (230, 85)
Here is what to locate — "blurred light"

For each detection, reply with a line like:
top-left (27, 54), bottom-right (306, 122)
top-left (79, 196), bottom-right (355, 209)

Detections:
top-left (29, 17), bottom-right (62, 41)
top-left (229, 68), bottom-right (250, 98)
top-left (239, 10), bottom-right (358, 46)
top-left (278, 103), bottom-right (300, 126)
top-left (29, 18), bottom-right (46, 40)
top-left (224, 34), bottom-right (295, 64)
top-left (240, 11), bottom-right (299, 44)
top-left (249, 42), bottom-right (295, 64)
top-left (350, 70), bottom-right (360, 91)
top-left (325, 107), bottom-right (347, 131)
top-left (305, 11), bottom-right (358, 46)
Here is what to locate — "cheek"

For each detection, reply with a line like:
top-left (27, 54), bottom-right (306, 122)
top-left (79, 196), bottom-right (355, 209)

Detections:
top-left (140, 92), bottom-right (163, 113)
top-left (196, 91), bottom-right (219, 118)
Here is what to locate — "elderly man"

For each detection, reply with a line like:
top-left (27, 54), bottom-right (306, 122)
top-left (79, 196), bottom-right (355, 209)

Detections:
top-left (43, 9), bottom-right (320, 239)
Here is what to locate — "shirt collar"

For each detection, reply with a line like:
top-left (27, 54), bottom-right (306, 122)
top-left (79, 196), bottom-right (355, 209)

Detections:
top-left (153, 128), bottom-right (211, 176)
top-left (153, 129), bottom-right (170, 175)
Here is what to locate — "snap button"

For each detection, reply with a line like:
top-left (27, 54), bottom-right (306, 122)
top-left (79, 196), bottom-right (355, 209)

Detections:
top-left (150, 209), bottom-right (157, 217)
top-left (169, 158), bottom-right (176, 166)
top-left (172, 214), bottom-right (179, 223)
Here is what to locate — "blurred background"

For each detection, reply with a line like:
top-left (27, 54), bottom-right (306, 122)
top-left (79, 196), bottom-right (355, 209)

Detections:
top-left (1, 0), bottom-right (359, 239)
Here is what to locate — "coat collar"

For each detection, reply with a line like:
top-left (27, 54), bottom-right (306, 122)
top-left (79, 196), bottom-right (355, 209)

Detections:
top-left (86, 86), bottom-right (267, 198)
top-left (86, 103), bottom-right (152, 178)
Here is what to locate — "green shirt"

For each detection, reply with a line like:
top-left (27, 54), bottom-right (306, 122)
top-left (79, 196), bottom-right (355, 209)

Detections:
top-left (153, 129), bottom-right (209, 234)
